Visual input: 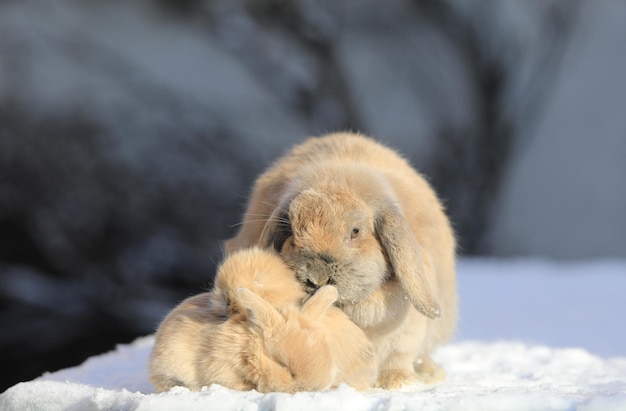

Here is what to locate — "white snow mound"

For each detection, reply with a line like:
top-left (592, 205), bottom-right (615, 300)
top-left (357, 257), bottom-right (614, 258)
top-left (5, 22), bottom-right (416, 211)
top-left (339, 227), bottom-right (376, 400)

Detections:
top-left (2, 336), bottom-right (625, 411)
top-left (1, 259), bottom-right (625, 410)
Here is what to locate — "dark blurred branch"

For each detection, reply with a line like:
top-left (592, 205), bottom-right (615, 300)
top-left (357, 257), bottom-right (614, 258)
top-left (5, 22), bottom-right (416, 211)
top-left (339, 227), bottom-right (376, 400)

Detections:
top-left (414, 0), bottom-right (582, 254)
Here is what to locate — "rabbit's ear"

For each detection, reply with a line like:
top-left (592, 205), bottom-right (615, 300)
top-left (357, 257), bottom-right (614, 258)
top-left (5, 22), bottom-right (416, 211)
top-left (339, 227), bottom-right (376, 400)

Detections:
top-left (375, 205), bottom-right (441, 319)
top-left (302, 285), bottom-right (337, 319)
top-left (237, 288), bottom-right (282, 331)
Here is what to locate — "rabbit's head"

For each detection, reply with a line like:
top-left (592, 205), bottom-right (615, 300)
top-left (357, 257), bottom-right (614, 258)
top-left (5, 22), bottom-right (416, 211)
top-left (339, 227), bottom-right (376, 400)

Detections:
top-left (237, 285), bottom-right (340, 392)
top-left (263, 164), bottom-right (440, 320)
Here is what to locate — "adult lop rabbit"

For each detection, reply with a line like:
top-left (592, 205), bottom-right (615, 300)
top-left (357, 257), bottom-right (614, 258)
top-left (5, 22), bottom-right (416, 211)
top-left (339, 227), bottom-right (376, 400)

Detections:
top-left (225, 133), bottom-right (457, 388)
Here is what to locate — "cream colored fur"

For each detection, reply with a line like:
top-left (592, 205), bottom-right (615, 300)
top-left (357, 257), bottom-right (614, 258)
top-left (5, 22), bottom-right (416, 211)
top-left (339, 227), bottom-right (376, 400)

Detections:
top-left (149, 248), bottom-right (376, 393)
top-left (211, 246), bottom-right (306, 316)
top-left (225, 133), bottom-right (457, 388)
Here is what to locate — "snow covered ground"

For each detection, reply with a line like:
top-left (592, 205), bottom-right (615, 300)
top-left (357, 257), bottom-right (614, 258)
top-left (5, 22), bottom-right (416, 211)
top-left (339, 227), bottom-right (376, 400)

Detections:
top-left (1, 258), bottom-right (625, 410)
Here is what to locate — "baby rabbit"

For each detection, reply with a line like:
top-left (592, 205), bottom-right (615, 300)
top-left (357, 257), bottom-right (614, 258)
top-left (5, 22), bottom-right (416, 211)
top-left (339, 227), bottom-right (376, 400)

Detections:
top-left (225, 132), bottom-right (457, 389)
top-left (149, 286), bottom-right (376, 393)
top-left (149, 248), bottom-right (376, 393)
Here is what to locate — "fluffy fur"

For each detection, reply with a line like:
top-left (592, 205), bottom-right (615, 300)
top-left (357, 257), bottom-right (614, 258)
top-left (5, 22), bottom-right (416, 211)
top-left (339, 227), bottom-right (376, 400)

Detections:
top-left (149, 248), bottom-right (376, 393)
top-left (225, 132), bottom-right (457, 388)
top-left (211, 246), bottom-right (306, 317)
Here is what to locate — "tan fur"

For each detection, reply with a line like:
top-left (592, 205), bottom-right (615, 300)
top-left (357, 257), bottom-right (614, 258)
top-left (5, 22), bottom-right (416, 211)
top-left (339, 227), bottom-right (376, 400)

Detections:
top-left (149, 248), bottom-right (376, 393)
top-left (225, 133), bottom-right (457, 389)
top-left (212, 246), bottom-right (306, 316)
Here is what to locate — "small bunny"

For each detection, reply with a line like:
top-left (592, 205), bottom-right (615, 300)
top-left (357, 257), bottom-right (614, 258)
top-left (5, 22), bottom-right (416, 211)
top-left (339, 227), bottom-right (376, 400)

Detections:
top-left (225, 132), bottom-right (457, 388)
top-left (149, 285), bottom-right (376, 393)
top-left (149, 248), bottom-right (376, 393)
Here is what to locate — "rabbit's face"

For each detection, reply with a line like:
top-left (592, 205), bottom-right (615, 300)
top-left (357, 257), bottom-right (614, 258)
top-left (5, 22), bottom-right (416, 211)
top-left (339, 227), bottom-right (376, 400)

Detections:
top-left (257, 312), bottom-right (336, 392)
top-left (272, 187), bottom-right (388, 306)
top-left (238, 286), bottom-right (338, 392)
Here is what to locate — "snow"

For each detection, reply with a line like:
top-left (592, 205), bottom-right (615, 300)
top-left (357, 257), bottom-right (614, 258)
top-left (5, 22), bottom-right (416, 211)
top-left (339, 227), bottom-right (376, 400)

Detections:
top-left (2, 258), bottom-right (626, 410)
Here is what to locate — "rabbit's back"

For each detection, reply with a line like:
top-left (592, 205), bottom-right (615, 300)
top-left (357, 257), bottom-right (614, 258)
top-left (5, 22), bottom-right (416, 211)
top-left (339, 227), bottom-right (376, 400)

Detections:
top-left (149, 293), bottom-right (220, 392)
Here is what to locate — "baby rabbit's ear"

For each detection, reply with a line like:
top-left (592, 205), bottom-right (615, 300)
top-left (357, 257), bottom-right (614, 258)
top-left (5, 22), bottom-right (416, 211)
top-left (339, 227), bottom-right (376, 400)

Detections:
top-left (237, 288), bottom-right (282, 331)
top-left (302, 285), bottom-right (338, 319)
top-left (375, 206), bottom-right (441, 319)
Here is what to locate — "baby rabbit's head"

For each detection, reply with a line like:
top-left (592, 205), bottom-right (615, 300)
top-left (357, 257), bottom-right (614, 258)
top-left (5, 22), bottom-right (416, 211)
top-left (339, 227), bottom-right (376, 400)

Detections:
top-left (238, 285), bottom-right (339, 392)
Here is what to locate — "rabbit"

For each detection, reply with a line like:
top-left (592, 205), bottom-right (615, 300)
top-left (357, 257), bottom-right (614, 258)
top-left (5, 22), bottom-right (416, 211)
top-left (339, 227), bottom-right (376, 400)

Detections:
top-left (211, 246), bottom-right (306, 317)
top-left (224, 132), bottom-right (457, 389)
top-left (149, 284), bottom-right (377, 393)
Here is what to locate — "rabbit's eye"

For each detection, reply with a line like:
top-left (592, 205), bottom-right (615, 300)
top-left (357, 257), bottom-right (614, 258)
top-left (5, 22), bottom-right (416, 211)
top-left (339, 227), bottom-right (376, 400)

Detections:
top-left (350, 227), bottom-right (361, 239)
top-left (277, 360), bottom-right (294, 378)
top-left (305, 279), bottom-right (319, 292)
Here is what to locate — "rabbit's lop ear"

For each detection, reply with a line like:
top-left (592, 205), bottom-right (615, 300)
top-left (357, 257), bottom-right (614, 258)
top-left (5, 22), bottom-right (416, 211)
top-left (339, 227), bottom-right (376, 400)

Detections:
top-left (302, 285), bottom-right (338, 319)
top-left (237, 288), bottom-right (282, 331)
top-left (375, 206), bottom-right (441, 319)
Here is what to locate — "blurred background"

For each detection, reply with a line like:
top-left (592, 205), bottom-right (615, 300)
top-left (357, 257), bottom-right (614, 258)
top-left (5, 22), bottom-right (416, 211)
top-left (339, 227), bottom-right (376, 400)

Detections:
top-left (1, 0), bottom-right (625, 392)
